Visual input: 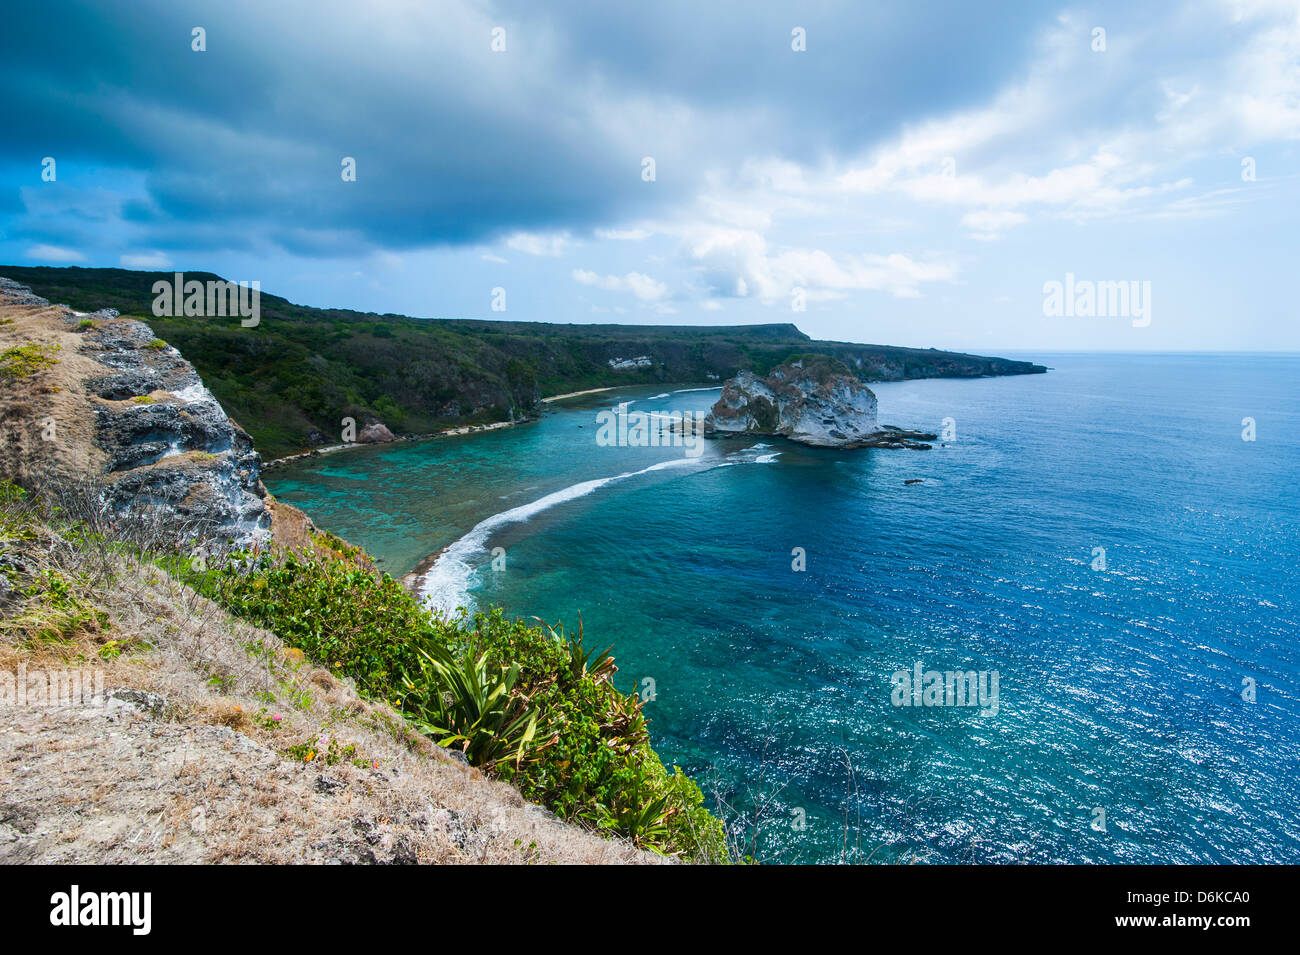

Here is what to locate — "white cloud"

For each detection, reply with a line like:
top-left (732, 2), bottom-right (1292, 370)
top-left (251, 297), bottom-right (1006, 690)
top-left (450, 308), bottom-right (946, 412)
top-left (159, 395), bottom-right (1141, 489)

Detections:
top-left (826, 3), bottom-right (1300, 231)
top-left (595, 227), bottom-right (653, 240)
top-left (120, 251), bottom-right (172, 268)
top-left (960, 209), bottom-right (1028, 240)
top-left (26, 244), bottom-right (84, 262)
top-left (505, 231), bottom-right (573, 256)
top-left (567, 3), bottom-right (1300, 323)
top-left (480, 252), bottom-right (508, 264)
top-left (572, 268), bottom-right (669, 301)
top-left (682, 226), bottom-right (956, 301)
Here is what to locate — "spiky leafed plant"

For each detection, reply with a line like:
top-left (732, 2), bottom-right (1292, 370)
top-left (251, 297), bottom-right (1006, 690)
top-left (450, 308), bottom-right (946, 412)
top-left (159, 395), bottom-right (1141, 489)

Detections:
top-left (585, 760), bottom-right (679, 853)
top-left (534, 616), bottom-right (617, 684)
top-left (534, 615), bottom-right (649, 753)
top-left (401, 641), bottom-right (544, 773)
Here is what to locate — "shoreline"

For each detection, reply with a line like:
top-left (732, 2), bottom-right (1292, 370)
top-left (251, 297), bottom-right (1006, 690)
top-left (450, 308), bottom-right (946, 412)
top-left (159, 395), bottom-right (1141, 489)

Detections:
top-left (400, 544), bottom-right (450, 600)
top-left (276, 381), bottom-right (728, 600)
top-left (263, 419), bottom-right (525, 470)
top-left (265, 383), bottom-right (692, 469)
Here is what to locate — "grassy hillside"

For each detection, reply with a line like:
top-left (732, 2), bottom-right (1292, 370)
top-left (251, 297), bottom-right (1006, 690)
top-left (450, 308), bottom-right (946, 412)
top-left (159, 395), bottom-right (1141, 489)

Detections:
top-left (0, 482), bottom-right (714, 862)
top-left (1, 266), bottom-right (1045, 458)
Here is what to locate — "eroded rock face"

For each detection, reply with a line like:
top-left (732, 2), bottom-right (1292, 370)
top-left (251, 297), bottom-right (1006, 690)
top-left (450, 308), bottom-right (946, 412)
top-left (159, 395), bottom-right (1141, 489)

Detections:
top-left (0, 278), bottom-right (270, 547)
top-left (705, 356), bottom-right (880, 446)
top-left (88, 333), bottom-right (270, 547)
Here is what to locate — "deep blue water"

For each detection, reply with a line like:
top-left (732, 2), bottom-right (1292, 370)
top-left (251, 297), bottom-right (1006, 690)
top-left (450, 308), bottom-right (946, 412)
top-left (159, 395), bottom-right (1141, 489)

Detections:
top-left (267, 354), bottom-right (1300, 863)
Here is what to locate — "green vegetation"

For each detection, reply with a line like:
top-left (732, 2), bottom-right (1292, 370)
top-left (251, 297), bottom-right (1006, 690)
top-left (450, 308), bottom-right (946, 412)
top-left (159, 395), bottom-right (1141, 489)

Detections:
top-left (2, 266), bottom-right (1044, 458)
top-left (3, 567), bottom-right (109, 644)
top-left (0, 484), bottom-right (110, 646)
top-left (403, 641), bottom-right (541, 771)
top-left (182, 541), bottom-right (730, 861)
top-left (778, 352), bottom-right (854, 384)
top-left (1, 480), bottom-right (730, 860)
top-left (0, 342), bottom-right (61, 381)
top-left (284, 735), bottom-right (359, 766)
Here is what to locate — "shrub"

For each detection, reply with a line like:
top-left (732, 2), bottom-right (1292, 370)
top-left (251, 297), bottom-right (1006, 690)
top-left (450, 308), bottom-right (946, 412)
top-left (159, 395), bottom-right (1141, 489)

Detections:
top-left (4, 569), bottom-right (110, 643)
top-left (467, 612), bottom-right (727, 859)
top-left (0, 343), bottom-right (61, 381)
top-left (186, 549), bottom-right (433, 701)
top-left (0, 488), bottom-right (110, 645)
top-left (184, 548), bottom-right (729, 861)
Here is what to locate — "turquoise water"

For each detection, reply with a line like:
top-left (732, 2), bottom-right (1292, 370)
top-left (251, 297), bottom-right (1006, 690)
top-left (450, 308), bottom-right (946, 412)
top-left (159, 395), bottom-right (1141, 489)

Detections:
top-left (267, 355), bottom-right (1300, 864)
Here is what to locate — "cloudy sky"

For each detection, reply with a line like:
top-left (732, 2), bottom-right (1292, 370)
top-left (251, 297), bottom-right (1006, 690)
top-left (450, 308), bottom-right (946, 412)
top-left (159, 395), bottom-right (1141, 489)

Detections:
top-left (2, 0), bottom-right (1298, 351)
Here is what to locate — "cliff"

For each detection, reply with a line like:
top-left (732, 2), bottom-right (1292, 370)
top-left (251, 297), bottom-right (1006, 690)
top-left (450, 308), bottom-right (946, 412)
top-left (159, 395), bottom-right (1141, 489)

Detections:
top-left (0, 278), bottom-right (269, 546)
top-left (0, 278), bottom-right (679, 864)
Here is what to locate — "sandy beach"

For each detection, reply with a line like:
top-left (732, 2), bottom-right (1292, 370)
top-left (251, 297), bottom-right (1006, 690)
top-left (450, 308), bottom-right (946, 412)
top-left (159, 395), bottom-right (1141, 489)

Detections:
top-left (263, 419), bottom-right (519, 469)
top-left (541, 386), bottom-right (617, 403)
top-left (266, 387), bottom-right (618, 468)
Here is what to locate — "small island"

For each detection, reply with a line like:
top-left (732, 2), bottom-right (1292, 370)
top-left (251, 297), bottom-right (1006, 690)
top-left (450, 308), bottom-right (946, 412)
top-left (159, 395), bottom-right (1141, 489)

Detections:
top-left (703, 355), bottom-right (938, 449)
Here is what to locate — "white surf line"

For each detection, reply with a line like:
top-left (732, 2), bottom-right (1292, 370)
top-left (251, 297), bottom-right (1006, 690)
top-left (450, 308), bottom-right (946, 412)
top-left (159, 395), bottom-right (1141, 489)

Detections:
top-left (419, 457), bottom-right (702, 616)
top-left (671, 386), bottom-right (722, 394)
top-left (724, 443), bottom-right (782, 465)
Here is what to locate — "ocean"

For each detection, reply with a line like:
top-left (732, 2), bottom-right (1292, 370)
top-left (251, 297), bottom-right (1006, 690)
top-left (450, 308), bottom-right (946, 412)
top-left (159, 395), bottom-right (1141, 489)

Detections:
top-left (266, 353), bottom-right (1300, 863)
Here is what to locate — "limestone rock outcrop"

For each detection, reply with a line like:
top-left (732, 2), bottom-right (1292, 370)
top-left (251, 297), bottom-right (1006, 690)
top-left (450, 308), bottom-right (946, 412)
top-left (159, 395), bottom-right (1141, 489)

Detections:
top-left (0, 277), bottom-right (270, 546)
top-left (704, 355), bottom-right (936, 449)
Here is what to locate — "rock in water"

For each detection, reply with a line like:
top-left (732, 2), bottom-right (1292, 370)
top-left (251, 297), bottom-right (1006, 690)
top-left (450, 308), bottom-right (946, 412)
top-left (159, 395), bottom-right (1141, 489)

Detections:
top-left (705, 355), bottom-right (878, 446)
top-left (704, 355), bottom-right (937, 449)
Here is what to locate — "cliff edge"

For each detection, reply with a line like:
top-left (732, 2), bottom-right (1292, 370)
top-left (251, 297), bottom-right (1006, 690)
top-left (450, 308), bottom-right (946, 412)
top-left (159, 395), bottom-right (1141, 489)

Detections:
top-left (0, 277), bottom-right (269, 546)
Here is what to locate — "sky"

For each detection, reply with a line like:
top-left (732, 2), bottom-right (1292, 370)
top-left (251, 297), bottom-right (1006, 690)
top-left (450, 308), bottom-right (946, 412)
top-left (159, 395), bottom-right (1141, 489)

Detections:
top-left (1, 0), bottom-right (1298, 352)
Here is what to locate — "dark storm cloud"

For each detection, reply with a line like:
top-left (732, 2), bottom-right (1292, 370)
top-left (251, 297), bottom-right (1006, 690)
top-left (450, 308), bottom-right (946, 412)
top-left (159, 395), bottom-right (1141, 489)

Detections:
top-left (0, 0), bottom-right (1053, 256)
top-left (529, 0), bottom-right (1049, 157)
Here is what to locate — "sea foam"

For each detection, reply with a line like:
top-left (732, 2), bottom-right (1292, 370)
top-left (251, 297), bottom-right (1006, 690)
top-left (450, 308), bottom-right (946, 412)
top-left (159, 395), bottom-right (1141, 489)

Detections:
top-left (420, 457), bottom-right (701, 615)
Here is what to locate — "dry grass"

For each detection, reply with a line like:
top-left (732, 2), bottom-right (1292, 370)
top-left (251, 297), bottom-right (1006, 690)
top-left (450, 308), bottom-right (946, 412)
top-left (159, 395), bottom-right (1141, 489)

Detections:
top-left (0, 470), bottom-right (658, 866)
top-left (0, 527), bottom-right (661, 864)
top-left (0, 298), bottom-right (112, 489)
